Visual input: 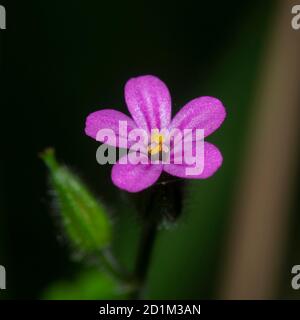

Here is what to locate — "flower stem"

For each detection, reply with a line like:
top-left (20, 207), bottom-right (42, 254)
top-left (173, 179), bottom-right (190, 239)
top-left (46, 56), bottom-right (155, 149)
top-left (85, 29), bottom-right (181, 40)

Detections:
top-left (130, 217), bottom-right (158, 299)
top-left (129, 177), bottom-right (184, 299)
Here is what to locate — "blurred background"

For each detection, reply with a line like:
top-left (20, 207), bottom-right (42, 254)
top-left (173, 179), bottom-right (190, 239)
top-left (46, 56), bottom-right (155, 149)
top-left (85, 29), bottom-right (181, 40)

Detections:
top-left (1, 0), bottom-right (300, 299)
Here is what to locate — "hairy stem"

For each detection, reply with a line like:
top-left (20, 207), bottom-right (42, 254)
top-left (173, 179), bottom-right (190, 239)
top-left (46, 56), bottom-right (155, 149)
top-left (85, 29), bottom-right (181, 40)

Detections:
top-left (129, 178), bottom-right (184, 299)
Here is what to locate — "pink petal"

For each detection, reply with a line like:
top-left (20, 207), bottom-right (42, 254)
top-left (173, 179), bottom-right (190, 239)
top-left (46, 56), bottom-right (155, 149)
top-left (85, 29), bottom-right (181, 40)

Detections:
top-left (163, 142), bottom-right (223, 179)
top-left (85, 109), bottom-right (137, 148)
top-left (111, 153), bottom-right (163, 192)
top-left (169, 96), bottom-right (226, 138)
top-left (124, 75), bottom-right (172, 132)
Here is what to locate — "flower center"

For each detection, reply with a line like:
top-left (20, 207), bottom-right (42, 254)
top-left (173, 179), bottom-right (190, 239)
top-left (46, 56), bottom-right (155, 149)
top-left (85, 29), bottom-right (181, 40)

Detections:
top-left (147, 132), bottom-right (169, 159)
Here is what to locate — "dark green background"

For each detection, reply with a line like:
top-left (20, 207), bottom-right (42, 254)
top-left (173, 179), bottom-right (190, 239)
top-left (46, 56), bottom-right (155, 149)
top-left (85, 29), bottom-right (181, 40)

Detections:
top-left (1, 0), bottom-right (299, 299)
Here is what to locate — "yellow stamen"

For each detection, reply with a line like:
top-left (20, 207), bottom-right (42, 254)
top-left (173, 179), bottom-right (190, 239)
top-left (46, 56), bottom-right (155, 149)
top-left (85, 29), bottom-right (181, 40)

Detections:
top-left (148, 133), bottom-right (165, 156)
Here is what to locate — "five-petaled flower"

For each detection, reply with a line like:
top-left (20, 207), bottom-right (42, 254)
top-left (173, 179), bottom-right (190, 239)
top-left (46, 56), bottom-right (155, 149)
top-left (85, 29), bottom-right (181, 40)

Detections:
top-left (85, 75), bottom-right (226, 192)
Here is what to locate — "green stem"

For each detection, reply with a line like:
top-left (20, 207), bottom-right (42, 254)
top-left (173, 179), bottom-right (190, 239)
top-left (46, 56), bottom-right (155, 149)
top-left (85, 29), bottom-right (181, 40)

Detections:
top-left (130, 218), bottom-right (158, 299)
top-left (129, 179), bottom-right (184, 299)
top-left (128, 177), bottom-right (184, 298)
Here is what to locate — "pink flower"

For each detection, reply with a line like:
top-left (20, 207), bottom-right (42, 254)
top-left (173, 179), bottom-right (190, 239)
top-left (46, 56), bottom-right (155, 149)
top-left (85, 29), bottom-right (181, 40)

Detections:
top-left (85, 75), bottom-right (226, 192)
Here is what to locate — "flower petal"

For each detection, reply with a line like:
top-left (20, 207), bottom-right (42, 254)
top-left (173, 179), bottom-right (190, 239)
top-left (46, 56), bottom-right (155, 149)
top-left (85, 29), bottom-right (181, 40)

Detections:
top-left (163, 142), bottom-right (223, 179)
top-left (169, 96), bottom-right (226, 138)
top-left (111, 153), bottom-right (163, 192)
top-left (85, 109), bottom-right (137, 148)
top-left (125, 75), bottom-right (172, 131)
